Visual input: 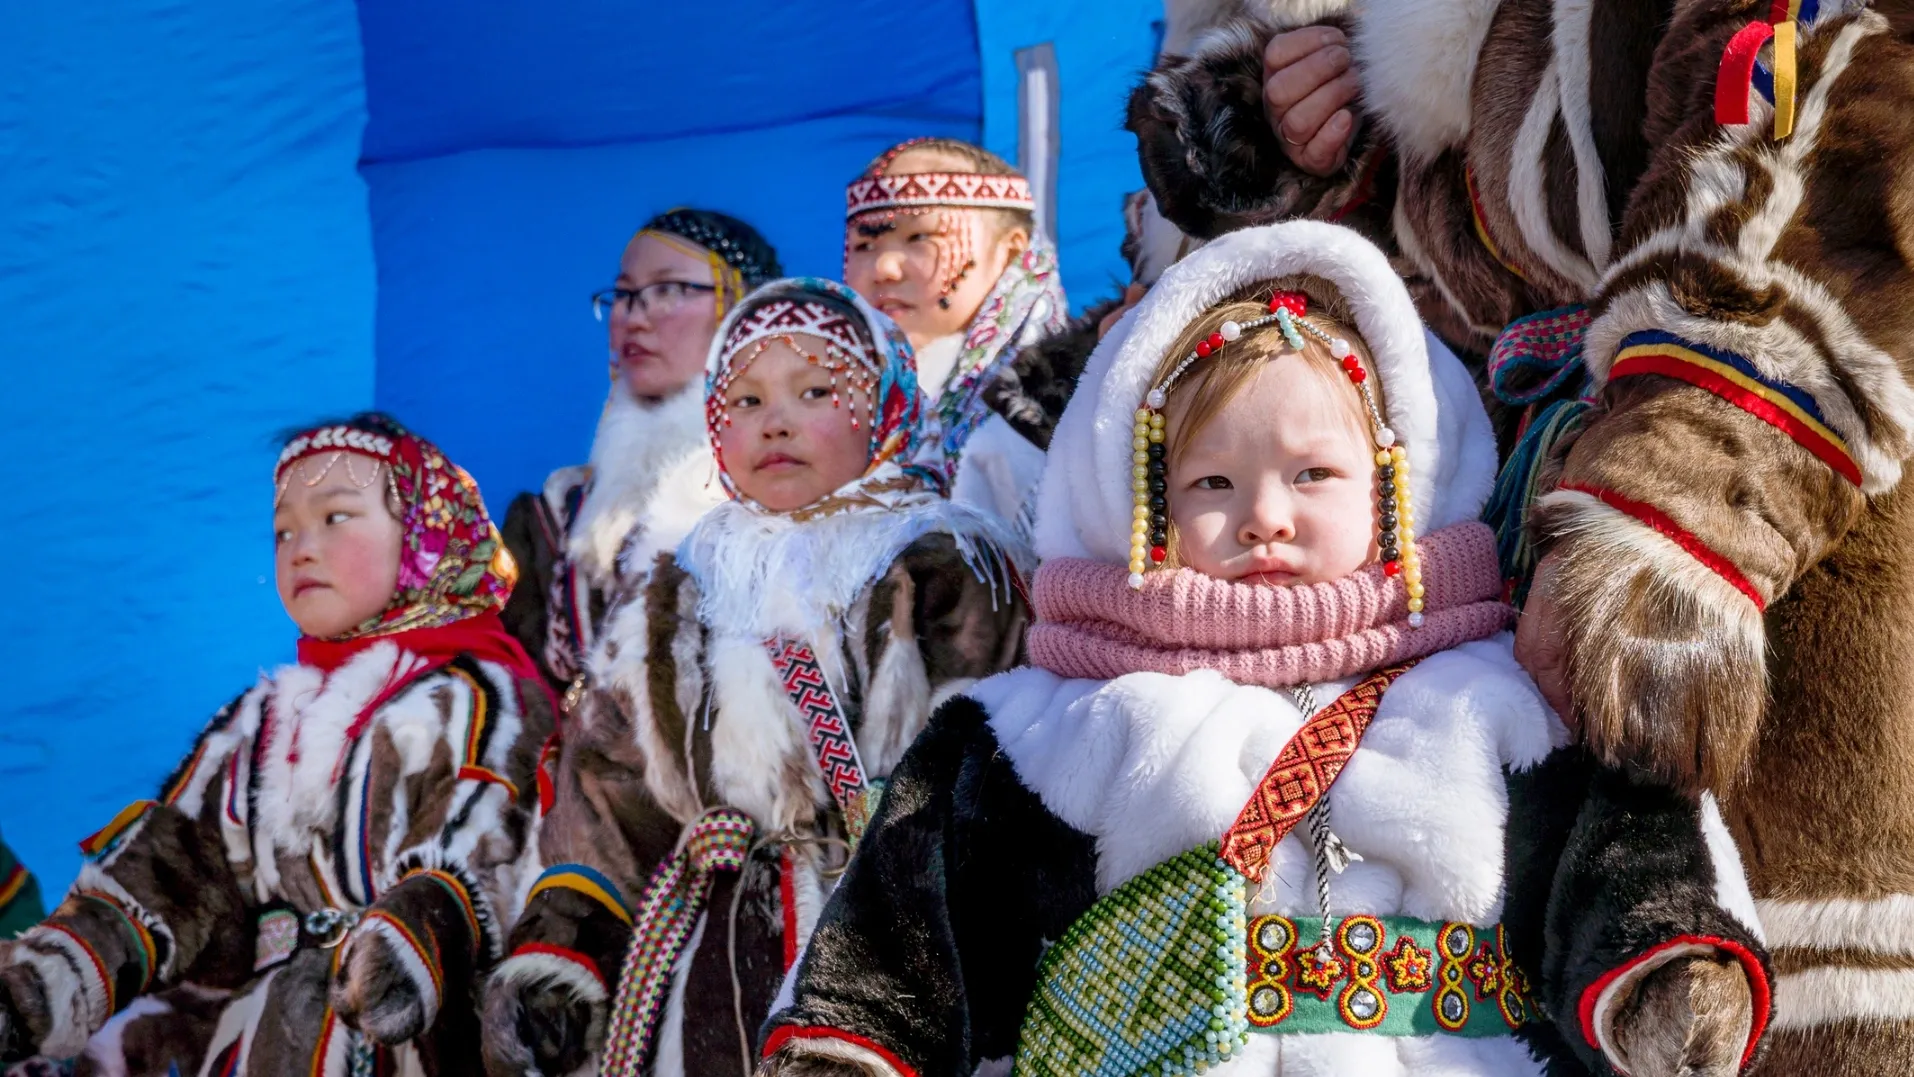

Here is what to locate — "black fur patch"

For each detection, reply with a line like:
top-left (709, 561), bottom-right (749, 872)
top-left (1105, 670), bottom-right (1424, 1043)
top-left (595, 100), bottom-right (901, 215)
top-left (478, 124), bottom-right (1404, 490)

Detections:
top-left (982, 299), bottom-right (1121, 452)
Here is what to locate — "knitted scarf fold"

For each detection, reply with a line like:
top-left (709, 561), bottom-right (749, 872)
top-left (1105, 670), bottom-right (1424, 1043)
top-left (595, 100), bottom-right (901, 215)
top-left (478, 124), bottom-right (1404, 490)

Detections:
top-left (1026, 522), bottom-right (1512, 687)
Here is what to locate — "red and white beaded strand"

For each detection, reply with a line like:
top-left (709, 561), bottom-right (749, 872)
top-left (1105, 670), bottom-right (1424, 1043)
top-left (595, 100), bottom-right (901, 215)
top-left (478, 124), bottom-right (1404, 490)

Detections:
top-left (1129, 291), bottom-right (1425, 625)
top-left (709, 333), bottom-right (882, 457)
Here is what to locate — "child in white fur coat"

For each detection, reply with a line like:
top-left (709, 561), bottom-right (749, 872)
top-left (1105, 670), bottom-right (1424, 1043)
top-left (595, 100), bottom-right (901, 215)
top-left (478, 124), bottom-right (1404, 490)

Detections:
top-left (760, 223), bottom-right (1772, 1077)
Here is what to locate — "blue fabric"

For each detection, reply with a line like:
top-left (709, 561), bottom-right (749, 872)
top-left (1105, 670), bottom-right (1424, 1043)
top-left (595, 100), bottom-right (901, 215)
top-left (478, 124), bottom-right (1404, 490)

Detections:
top-left (0, 0), bottom-right (377, 891)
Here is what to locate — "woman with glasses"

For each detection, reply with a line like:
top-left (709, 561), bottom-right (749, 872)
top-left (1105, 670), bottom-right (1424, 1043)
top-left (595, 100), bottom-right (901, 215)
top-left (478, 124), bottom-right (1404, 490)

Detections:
top-left (499, 208), bottom-right (782, 697)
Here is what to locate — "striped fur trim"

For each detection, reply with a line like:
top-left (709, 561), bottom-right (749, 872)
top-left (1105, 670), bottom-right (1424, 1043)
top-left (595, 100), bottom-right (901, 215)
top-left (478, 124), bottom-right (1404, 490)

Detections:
top-left (496, 945), bottom-right (609, 1003)
top-left (1772, 966), bottom-right (1914, 1030)
top-left (1555, 483), bottom-right (1766, 609)
top-left (358, 911), bottom-right (443, 1028)
top-left (8, 933), bottom-right (98, 1057)
top-left (395, 854), bottom-right (501, 962)
top-left (1760, 893), bottom-right (1914, 955)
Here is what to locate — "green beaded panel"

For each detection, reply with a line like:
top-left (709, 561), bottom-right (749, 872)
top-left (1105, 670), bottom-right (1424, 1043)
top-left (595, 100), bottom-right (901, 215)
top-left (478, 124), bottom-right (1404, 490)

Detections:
top-left (1014, 843), bottom-right (1249, 1077)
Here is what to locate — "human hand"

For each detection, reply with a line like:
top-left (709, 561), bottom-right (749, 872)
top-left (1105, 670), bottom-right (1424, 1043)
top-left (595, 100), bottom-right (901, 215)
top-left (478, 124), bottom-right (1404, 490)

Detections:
top-left (1263, 26), bottom-right (1360, 177)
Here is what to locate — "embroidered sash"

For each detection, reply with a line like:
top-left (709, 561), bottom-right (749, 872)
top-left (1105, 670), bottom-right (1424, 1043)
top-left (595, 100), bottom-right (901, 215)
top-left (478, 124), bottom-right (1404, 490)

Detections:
top-left (764, 638), bottom-right (883, 841)
top-left (1220, 663), bottom-right (1415, 884)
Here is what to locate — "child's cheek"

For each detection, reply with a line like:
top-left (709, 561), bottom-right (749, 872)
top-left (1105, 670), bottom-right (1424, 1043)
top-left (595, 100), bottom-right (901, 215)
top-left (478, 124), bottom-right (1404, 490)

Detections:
top-left (327, 528), bottom-right (403, 617)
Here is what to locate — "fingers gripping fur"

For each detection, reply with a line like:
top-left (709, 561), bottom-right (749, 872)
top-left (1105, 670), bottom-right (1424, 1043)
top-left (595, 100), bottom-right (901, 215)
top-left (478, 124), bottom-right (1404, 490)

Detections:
top-left (1608, 952), bottom-right (1754, 1077)
top-left (1530, 490), bottom-right (1768, 796)
top-left (1130, 18), bottom-right (1357, 240)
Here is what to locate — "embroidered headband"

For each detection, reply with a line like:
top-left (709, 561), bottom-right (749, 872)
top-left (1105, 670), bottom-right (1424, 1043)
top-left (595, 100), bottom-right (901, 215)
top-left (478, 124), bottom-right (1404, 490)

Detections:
top-left (276, 425), bottom-right (397, 482)
top-left (714, 298), bottom-right (874, 375)
top-left (1130, 291), bottom-right (1426, 624)
top-left (845, 172), bottom-right (1036, 220)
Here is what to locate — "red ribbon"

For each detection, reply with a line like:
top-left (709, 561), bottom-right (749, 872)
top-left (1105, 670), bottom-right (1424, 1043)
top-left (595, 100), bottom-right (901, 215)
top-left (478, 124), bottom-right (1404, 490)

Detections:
top-left (1556, 482), bottom-right (1766, 610)
top-left (1715, 20), bottom-right (1777, 126)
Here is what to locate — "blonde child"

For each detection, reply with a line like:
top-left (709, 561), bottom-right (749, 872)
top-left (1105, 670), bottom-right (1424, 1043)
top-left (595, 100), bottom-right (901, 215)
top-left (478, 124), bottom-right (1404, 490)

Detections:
top-left (760, 223), bottom-right (1769, 1077)
top-left (0, 415), bottom-right (555, 1076)
top-left (481, 280), bottom-right (1028, 1077)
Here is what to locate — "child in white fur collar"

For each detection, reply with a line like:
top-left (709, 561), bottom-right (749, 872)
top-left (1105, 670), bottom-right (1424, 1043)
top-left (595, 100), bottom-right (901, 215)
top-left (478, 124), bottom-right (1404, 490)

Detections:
top-left (759, 223), bottom-right (1770, 1077)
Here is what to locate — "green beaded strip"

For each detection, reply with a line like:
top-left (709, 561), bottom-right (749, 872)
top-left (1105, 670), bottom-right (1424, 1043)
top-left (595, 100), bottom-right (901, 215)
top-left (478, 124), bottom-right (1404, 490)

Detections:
top-left (1014, 843), bottom-right (1249, 1077)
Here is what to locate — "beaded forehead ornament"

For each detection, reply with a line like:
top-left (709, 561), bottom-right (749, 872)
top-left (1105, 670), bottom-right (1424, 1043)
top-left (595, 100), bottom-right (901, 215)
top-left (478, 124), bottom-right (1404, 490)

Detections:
top-left (845, 139), bottom-right (1037, 310)
top-left (1131, 291), bottom-right (1427, 626)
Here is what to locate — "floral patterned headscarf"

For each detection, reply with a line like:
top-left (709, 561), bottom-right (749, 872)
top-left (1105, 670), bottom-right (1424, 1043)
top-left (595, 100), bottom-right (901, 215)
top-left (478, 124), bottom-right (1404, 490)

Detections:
top-left (275, 419), bottom-right (518, 640)
top-left (703, 278), bottom-right (941, 518)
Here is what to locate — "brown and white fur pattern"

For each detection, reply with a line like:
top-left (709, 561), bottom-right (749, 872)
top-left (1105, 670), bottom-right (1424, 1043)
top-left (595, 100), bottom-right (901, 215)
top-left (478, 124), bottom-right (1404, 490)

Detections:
top-left (483, 501), bottom-right (1028, 1077)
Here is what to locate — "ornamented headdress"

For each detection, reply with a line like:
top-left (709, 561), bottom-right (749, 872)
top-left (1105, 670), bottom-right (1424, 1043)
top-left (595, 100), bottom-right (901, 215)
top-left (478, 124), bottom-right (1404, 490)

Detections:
top-left (638, 207), bottom-right (783, 320)
top-left (703, 278), bottom-right (937, 517)
top-left (844, 138), bottom-right (1038, 310)
top-left (275, 418), bottom-right (517, 639)
top-left (1127, 289), bottom-right (1421, 614)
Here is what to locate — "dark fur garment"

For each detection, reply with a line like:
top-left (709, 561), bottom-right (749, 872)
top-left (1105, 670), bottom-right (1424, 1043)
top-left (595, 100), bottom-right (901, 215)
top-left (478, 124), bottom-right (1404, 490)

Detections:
top-left (982, 296), bottom-right (1122, 452)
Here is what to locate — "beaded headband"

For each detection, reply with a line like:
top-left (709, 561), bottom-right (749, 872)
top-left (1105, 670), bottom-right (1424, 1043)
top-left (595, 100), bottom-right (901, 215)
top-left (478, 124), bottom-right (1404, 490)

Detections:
top-left (276, 425), bottom-right (397, 484)
top-left (845, 172), bottom-right (1036, 220)
top-left (1129, 291), bottom-right (1428, 625)
top-left (715, 298), bottom-right (873, 374)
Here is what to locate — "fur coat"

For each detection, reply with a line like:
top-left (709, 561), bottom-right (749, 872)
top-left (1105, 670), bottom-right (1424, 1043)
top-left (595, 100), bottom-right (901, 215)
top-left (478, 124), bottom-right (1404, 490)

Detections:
top-left (485, 500), bottom-right (1028, 1077)
top-left (0, 645), bottom-right (554, 1077)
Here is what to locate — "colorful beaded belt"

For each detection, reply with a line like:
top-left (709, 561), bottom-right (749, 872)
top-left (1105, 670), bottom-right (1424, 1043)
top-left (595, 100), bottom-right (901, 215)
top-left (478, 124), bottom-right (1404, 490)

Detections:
top-left (1244, 913), bottom-right (1530, 1037)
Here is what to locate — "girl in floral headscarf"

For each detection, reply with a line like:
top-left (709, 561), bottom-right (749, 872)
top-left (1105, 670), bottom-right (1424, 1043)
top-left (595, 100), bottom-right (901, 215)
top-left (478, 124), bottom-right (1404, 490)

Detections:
top-left (0, 414), bottom-right (556, 1077)
top-left (481, 280), bottom-right (1030, 1077)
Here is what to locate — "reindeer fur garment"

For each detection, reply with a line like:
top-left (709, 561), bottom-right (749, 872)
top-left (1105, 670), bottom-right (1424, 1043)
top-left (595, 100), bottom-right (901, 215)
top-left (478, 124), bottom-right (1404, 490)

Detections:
top-left (490, 501), bottom-right (1027, 1077)
top-left (0, 645), bottom-right (551, 1077)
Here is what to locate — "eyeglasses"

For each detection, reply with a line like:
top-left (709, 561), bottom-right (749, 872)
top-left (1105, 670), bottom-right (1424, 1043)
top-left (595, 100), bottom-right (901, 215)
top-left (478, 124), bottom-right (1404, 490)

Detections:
top-left (591, 280), bottom-right (717, 321)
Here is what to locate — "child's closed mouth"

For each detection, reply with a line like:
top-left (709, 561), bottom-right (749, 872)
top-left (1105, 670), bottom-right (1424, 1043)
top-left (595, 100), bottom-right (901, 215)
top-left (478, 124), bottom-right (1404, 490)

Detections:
top-left (291, 578), bottom-right (329, 597)
top-left (754, 452), bottom-right (806, 472)
top-left (874, 297), bottom-right (913, 316)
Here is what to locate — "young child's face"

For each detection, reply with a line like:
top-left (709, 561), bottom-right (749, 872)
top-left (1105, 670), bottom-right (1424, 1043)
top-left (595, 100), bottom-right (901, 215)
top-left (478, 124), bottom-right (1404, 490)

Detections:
top-left (610, 232), bottom-right (722, 401)
top-left (717, 334), bottom-right (875, 512)
top-left (274, 452), bottom-right (404, 637)
top-left (1166, 358), bottom-right (1377, 585)
top-left (845, 150), bottom-right (1027, 351)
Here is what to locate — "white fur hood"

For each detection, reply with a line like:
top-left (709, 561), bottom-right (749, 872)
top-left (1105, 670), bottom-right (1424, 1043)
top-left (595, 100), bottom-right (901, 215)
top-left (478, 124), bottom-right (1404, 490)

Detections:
top-left (1033, 220), bottom-right (1497, 565)
top-left (564, 380), bottom-right (711, 585)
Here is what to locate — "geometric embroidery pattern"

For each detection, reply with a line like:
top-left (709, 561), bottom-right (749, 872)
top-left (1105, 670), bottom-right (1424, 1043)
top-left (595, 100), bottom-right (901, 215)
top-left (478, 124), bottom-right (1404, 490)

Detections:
top-left (765, 638), bottom-right (877, 841)
top-left (1220, 664), bottom-right (1416, 884)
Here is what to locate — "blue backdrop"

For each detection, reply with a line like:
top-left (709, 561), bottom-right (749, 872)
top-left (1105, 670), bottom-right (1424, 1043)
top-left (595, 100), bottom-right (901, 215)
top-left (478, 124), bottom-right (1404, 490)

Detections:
top-left (3, 0), bottom-right (1158, 893)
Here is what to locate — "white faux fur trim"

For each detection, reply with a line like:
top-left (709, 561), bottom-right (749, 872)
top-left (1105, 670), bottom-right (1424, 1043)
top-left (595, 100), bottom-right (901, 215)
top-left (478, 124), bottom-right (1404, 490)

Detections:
top-left (1758, 893), bottom-right (1914, 954)
top-left (1351, 0), bottom-right (1502, 163)
top-left (1772, 966), bottom-right (1914, 1030)
top-left (1535, 488), bottom-right (1773, 618)
top-left (356, 915), bottom-right (442, 1030)
top-left (1508, 61), bottom-right (1599, 290)
top-left (1588, 942), bottom-right (1722, 1074)
top-left (1551, 0), bottom-right (1612, 273)
top-left (949, 412), bottom-right (1047, 541)
top-left (676, 495), bottom-right (1027, 640)
top-left (79, 993), bottom-right (175, 1077)
top-left (1034, 220), bottom-right (1497, 563)
top-left (976, 635), bottom-right (1560, 912)
top-left (10, 934), bottom-right (97, 1058)
top-left (1698, 794), bottom-right (1764, 943)
top-left (490, 950), bottom-right (609, 1007)
top-left (614, 447), bottom-right (725, 584)
top-left (197, 970), bottom-right (275, 1077)
top-left (72, 865), bottom-right (179, 981)
top-left (566, 381), bottom-right (709, 587)
top-left (774, 1032), bottom-right (908, 1077)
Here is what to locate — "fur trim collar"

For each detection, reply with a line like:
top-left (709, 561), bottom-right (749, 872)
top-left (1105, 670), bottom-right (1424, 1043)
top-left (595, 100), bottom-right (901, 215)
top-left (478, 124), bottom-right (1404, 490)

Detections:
top-left (565, 382), bottom-right (709, 586)
top-left (915, 332), bottom-right (965, 401)
top-left (675, 497), bottom-right (1028, 639)
top-left (972, 636), bottom-right (1562, 911)
top-left (1033, 220), bottom-right (1497, 564)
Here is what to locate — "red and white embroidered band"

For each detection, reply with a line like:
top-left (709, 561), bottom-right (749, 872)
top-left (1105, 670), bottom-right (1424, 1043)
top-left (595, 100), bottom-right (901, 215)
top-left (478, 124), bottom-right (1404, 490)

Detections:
top-left (716, 298), bottom-right (874, 377)
top-left (845, 172), bottom-right (1035, 220)
top-left (275, 425), bottom-right (397, 482)
top-left (764, 638), bottom-right (880, 841)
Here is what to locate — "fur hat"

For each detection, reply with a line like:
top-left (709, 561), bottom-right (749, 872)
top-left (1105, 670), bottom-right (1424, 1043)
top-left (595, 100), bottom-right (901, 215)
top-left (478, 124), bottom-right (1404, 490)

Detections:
top-left (1032, 219), bottom-right (1497, 564)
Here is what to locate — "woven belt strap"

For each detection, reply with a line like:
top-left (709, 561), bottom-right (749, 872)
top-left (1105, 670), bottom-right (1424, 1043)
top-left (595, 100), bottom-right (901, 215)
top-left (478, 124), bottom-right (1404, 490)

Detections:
top-left (765, 637), bottom-right (883, 842)
top-left (600, 807), bottom-right (754, 1077)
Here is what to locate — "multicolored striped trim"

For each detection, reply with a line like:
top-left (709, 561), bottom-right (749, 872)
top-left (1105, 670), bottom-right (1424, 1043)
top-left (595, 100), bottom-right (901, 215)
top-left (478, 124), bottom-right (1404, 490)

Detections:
top-left (78, 800), bottom-right (157, 861)
top-left (1464, 165), bottom-right (1527, 281)
top-left (161, 740), bottom-right (209, 806)
top-left (510, 942), bottom-right (608, 992)
top-left (0, 863), bottom-right (27, 910)
top-left (1578, 934), bottom-right (1770, 1072)
top-left (450, 665), bottom-right (493, 768)
top-left (403, 868), bottom-right (483, 959)
top-left (43, 921), bottom-right (115, 1019)
top-left (361, 909), bottom-right (443, 1002)
top-left (76, 891), bottom-right (157, 993)
top-left (456, 765), bottom-right (520, 799)
top-left (1611, 330), bottom-right (1861, 486)
top-left (527, 864), bottom-right (632, 926)
top-left (1556, 482), bottom-right (1767, 609)
top-left (310, 1006), bottom-right (342, 1077)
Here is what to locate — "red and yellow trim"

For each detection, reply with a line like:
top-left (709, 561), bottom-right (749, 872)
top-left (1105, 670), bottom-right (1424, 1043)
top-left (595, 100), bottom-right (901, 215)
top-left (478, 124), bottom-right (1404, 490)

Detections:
top-left (1610, 331), bottom-right (1861, 486)
top-left (1465, 166), bottom-right (1527, 282)
top-left (404, 868), bottom-right (482, 958)
top-left (527, 864), bottom-right (632, 926)
top-left (0, 863), bottom-right (27, 910)
top-left (79, 800), bottom-right (157, 860)
top-left (44, 921), bottom-right (115, 1018)
top-left (362, 909), bottom-right (443, 1001)
top-left (77, 891), bottom-right (157, 992)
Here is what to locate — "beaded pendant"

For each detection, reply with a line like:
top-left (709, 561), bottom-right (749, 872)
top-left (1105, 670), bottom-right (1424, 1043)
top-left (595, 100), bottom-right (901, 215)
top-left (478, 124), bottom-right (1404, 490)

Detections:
top-left (1130, 292), bottom-right (1426, 625)
top-left (1013, 843), bottom-right (1250, 1077)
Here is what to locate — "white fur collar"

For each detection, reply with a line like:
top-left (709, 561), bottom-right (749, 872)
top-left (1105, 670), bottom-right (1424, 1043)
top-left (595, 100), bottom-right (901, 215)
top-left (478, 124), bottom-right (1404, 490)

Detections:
top-left (1351, 0), bottom-right (1503, 163)
top-left (1033, 221), bottom-right (1497, 564)
top-left (614, 448), bottom-right (727, 583)
top-left (973, 636), bottom-right (1563, 921)
top-left (915, 333), bottom-right (966, 402)
top-left (674, 496), bottom-right (1028, 640)
top-left (566, 381), bottom-right (709, 585)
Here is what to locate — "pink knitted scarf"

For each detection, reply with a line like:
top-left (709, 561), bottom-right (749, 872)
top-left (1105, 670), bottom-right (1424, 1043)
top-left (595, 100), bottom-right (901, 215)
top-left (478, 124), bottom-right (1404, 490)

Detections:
top-left (1026, 522), bottom-right (1513, 687)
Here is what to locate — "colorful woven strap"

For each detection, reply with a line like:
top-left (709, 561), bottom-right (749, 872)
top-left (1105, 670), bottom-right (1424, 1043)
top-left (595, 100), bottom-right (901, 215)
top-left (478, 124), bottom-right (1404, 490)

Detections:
top-left (1609, 330), bottom-right (1861, 486)
top-left (764, 638), bottom-right (880, 841)
top-left (1220, 664), bottom-right (1415, 884)
top-left (1244, 914), bottom-right (1530, 1036)
top-left (599, 807), bottom-right (755, 1077)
